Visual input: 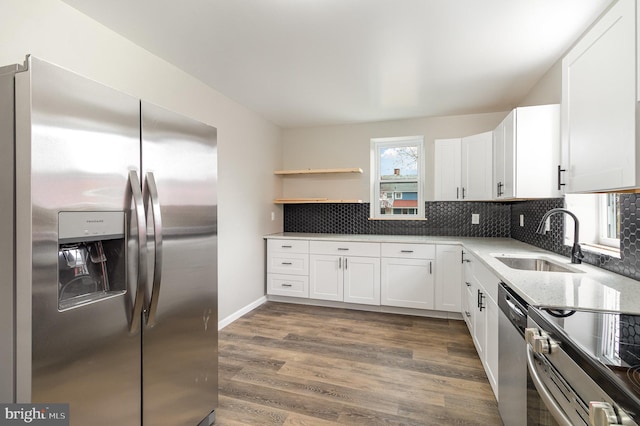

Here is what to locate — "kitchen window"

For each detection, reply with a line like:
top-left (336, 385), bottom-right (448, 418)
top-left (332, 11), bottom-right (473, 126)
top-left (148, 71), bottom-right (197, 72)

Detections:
top-left (564, 194), bottom-right (621, 256)
top-left (370, 136), bottom-right (425, 219)
top-left (600, 193), bottom-right (621, 247)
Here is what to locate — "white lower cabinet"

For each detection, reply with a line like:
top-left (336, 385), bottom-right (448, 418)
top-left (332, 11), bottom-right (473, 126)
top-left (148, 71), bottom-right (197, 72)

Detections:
top-left (434, 245), bottom-right (462, 312)
top-left (267, 239), bottom-right (310, 298)
top-left (381, 257), bottom-right (434, 309)
top-left (461, 250), bottom-right (499, 398)
top-left (309, 241), bottom-right (381, 305)
top-left (380, 243), bottom-right (436, 309)
top-left (267, 237), bottom-right (499, 401)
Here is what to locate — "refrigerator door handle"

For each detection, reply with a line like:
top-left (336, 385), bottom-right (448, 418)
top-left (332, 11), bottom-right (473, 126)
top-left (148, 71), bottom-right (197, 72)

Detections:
top-left (144, 171), bottom-right (163, 327)
top-left (129, 170), bottom-right (148, 334)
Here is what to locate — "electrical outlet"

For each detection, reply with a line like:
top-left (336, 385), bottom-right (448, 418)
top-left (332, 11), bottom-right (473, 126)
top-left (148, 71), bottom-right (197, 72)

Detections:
top-left (271, 211), bottom-right (275, 221)
top-left (471, 213), bottom-right (480, 225)
top-left (520, 214), bottom-right (524, 227)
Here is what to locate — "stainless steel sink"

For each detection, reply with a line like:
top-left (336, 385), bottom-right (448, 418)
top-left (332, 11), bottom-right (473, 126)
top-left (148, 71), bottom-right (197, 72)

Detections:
top-left (494, 256), bottom-right (579, 273)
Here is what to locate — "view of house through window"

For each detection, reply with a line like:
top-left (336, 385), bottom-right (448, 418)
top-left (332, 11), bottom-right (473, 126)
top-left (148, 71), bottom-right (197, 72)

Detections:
top-left (370, 136), bottom-right (424, 219)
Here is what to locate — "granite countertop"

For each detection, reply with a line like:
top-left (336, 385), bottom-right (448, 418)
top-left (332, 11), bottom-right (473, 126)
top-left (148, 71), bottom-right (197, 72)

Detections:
top-left (265, 232), bottom-right (640, 315)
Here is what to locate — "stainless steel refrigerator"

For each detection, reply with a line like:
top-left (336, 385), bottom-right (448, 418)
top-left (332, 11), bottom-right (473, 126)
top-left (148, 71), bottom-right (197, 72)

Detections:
top-left (0, 56), bottom-right (218, 425)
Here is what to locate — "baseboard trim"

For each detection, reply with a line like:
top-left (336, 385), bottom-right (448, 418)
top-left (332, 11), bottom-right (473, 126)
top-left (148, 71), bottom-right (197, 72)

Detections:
top-left (218, 296), bottom-right (267, 330)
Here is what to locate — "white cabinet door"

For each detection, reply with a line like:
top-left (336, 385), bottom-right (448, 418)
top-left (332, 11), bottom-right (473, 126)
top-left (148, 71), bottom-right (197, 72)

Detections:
top-left (310, 253), bottom-right (380, 305)
top-left (434, 138), bottom-right (462, 200)
top-left (309, 254), bottom-right (343, 301)
top-left (472, 281), bottom-right (487, 362)
top-left (343, 256), bottom-right (380, 306)
top-left (485, 296), bottom-right (499, 397)
top-left (493, 110), bottom-right (515, 199)
top-left (434, 245), bottom-right (462, 312)
top-left (461, 131), bottom-right (493, 200)
top-left (493, 119), bottom-right (505, 199)
top-left (462, 280), bottom-right (473, 331)
top-left (494, 106), bottom-right (560, 199)
top-left (381, 257), bottom-right (434, 309)
top-left (562, 0), bottom-right (637, 192)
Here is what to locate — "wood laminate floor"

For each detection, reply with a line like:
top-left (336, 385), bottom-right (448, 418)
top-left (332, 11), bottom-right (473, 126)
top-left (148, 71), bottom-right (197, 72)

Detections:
top-left (217, 302), bottom-right (502, 425)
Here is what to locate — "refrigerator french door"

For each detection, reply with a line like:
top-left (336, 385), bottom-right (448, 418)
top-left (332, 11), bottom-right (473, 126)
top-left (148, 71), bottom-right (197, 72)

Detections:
top-left (0, 56), bottom-right (218, 425)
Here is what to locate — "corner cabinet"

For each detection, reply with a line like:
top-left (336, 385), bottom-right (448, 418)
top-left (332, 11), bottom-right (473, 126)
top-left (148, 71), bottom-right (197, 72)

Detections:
top-left (273, 167), bottom-right (364, 204)
top-left (561, 0), bottom-right (640, 192)
top-left (434, 131), bottom-right (493, 201)
top-left (493, 105), bottom-right (561, 199)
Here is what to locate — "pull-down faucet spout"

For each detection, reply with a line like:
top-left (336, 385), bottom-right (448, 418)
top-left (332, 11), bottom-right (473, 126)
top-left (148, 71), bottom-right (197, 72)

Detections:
top-left (536, 208), bottom-right (584, 264)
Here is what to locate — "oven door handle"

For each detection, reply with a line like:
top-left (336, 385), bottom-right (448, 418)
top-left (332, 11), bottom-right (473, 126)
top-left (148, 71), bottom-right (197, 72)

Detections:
top-left (526, 345), bottom-right (573, 426)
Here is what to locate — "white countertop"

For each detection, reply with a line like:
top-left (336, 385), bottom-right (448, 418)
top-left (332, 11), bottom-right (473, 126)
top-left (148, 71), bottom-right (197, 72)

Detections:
top-left (265, 232), bottom-right (640, 315)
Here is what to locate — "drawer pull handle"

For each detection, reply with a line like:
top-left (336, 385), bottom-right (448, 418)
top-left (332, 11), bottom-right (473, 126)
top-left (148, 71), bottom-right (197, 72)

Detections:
top-left (401, 250), bottom-right (414, 253)
top-left (281, 262), bottom-right (293, 265)
top-left (337, 248), bottom-right (349, 251)
top-left (281, 245), bottom-right (292, 248)
top-left (281, 283), bottom-right (292, 287)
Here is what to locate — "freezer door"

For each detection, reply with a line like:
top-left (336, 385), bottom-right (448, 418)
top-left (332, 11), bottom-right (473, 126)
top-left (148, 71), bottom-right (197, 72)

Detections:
top-left (141, 101), bottom-right (218, 424)
top-left (15, 57), bottom-right (142, 425)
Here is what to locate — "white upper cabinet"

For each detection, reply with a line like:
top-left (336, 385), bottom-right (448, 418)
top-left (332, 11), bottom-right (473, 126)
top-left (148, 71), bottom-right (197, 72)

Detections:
top-left (434, 132), bottom-right (493, 201)
top-left (493, 104), bottom-right (561, 199)
top-left (461, 132), bottom-right (493, 201)
top-left (561, 0), bottom-right (639, 193)
top-left (434, 138), bottom-right (462, 200)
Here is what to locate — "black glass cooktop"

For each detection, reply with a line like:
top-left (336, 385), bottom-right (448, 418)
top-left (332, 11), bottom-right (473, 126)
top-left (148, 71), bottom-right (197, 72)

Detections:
top-left (530, 306), bottom-right (640, 420)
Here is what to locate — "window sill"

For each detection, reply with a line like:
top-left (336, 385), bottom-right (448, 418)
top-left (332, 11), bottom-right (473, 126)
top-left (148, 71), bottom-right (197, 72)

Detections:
top-left (571, 242), bottom-right (621, 259)
top-left (368, 217), bottom-right (428, 221)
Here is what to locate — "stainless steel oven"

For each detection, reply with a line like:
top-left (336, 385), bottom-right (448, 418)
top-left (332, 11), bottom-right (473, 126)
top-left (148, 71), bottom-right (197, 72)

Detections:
top-left (526, 307), bottom-right (640, 426)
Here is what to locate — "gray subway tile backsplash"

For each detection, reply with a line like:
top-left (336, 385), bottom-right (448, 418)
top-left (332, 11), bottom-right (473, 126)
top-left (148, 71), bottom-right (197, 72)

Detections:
top-left (284, 194), bottom-right (640, 282)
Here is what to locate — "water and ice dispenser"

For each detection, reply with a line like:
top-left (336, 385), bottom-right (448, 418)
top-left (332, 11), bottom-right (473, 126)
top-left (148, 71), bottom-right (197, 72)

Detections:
top-left (58, 212), bottom-right (126, 311)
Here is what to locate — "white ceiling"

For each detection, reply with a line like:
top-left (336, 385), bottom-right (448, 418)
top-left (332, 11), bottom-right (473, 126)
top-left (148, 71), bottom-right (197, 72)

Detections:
top-left (61, 0), bottom-right (612, 128)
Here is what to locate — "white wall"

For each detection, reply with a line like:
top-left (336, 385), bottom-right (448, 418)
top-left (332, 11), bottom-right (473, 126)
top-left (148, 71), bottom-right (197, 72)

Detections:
top-left (0, 0), bottom-right (282, 322)
top-left (519, 60), bottom-right (562, 106)
top-left (282, 112), bottom-right (507, 201)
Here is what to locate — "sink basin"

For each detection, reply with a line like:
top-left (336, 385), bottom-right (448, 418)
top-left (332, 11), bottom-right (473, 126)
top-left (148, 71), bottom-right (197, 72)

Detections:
top-left (494, 256), bottom-right (579, 273)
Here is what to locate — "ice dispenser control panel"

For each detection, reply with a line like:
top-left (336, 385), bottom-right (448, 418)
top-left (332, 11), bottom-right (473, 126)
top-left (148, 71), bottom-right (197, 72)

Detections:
top-left (59, 211), bottom-right (125, 243)
top-left (58, 212), bottom-right (126, 311)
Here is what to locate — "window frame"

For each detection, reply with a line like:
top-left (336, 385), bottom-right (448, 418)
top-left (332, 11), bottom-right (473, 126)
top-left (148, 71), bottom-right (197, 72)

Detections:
top-left (370, 136), bottom-right (425, 220)
top-left (598, 193), bottom-right (621, 248)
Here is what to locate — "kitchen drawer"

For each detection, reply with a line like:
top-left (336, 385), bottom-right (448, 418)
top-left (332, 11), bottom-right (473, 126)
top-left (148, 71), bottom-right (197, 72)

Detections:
top-left (267, 239), bottom-right (309, 254)
top-left (267, 273), bottom-right (309, 298)
top-left (309, 241), bottom-right (380, 257)
top-left (267, 253), bottom-right (309, 275)
top-left (381, 243), bottom-right (435, 259)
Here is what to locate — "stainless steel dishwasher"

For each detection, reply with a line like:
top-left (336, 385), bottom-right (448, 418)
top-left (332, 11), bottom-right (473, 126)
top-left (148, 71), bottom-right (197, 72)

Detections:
top-left (498, 282), bottom-right (528, 426)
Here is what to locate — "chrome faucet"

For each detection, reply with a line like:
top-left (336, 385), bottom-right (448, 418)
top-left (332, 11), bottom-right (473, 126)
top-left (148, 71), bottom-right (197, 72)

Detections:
top-left (536, 208), bottom-right (584, 264)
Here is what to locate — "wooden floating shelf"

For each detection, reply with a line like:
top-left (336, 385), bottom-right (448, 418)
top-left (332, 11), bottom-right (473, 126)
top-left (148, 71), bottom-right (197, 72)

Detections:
top-left (274, 167), bottom-right (363, 175)
top-left (274, 198), bottom-right (363, 204)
